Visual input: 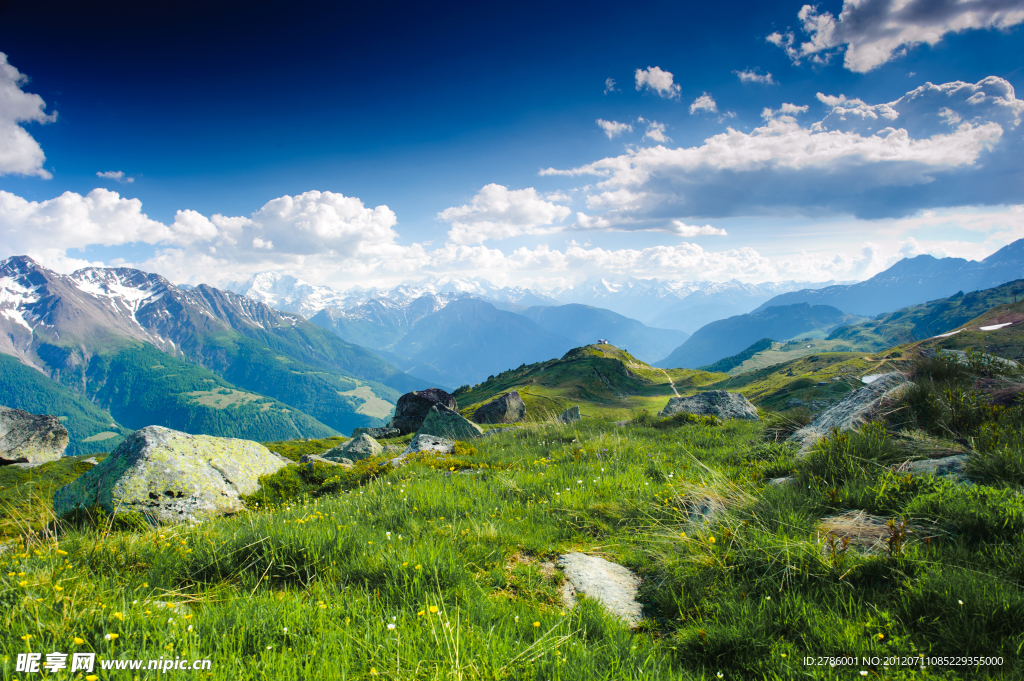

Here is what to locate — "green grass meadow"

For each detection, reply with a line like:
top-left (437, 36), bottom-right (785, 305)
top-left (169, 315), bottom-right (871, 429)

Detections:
top-left (2, 350), bottom-right (1023, 679)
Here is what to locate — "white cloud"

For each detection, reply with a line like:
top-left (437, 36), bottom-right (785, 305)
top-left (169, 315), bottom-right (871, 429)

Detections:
top-left (604, 78), bottom-right (617, 94)
top-left (438, 184), bottom-right (572, 244)
top-left (0, 52), bottom-right (57, 179)
top-left (96, 170), bottom-right (134, 184)
top-left (772, 0), bottom-right (1024, 73)
top-left (635, 66), bottom-right (681, 99)
top-left (670, 221), bottom-right (727, 237)
top-left (596, 119), bottom-right (632, 139)
top-left (638, 117), bottom-right (671, 143)
top-left (734, 69), bottom-right (775, 85)
top-left (689, 93), bottom-right (718, 115)
top-left (540, 77), bottom-right (1021, 220)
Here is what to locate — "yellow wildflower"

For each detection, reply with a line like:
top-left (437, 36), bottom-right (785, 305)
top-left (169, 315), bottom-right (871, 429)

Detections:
top-left (429, 605), bottom-right (439, 613)
top-left (73, 637), bottom-right (85, 645)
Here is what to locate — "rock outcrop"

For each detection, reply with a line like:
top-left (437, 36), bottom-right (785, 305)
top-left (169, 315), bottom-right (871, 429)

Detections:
top-left (659, 391), bottom-right (759, 421)
top-left (52, 426), bottom-right (290, 525)
top-left (417, 404), bottom-right (483, 440)
top-left (473, 391), bottom-right (527, 424)
top-left (388, 433), bottom-right (456, 468)
top-left (558, 553), bottom-right (643, 626)
top-left (389, 388), bottom-right (459, 434)
top-left (299, 453), bottom-right (352, 469)
top-left (789, 372), bottom-right (909, 452)
top-left (351, 426), bottom-right (400, 440)
top-left (322, 434), bottom-right (381, 462)
top-left (558, 405), bottom-right (582, 424)
top-left (0, 406), bottom-right (69, 465)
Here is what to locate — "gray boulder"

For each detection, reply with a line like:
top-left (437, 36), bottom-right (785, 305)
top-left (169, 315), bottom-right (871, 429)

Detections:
top-left (0, 406), bottom-right (69, 465)
top-left (558, 405), bottom-right (582, 424)
top-left (417, 404), bottom-right (483, 440)
top-left (900, 454), bottom-right (967, 480)
top-left (389, 433), bottom-right (456, 468)
top-left (389, 388), bottom-right (458, 435)
top-left (659, 391), bottom-right (758, 420)
top-left (351, 426), bottom-right (400, 440)
top-left (790, 372), bottom-right (909, 452)
top-left (558, 553), bottom-right (642, 626)
top-left (52, 426), bottom-right (290, 525)
top-left (473, 391), bottom-right (527, 424)
top-left (300, 453), bottom-right (352, 468)
top-left (322, 434), bottom-right (382, 461)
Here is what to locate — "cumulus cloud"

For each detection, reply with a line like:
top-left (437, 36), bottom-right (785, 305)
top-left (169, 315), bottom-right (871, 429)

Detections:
top-left (0, 188), bottom-right (411, 280)
top-left (770, 0), bottom-right (1024, 73)
top-left (438, 184), bottom-right (572, 244)
top-left (670, 221), bottom-right (728, 236)
top-left (540, 77), bottom-right (1024, 220)
top-left (604, 78), bottom-right (617, 94)
top-left (734, 69), bottom-right (775, 85)
top-left (0, 52), bottom-right (57, 179)
top-left (638, 117), bottom-right (671, 143)
top-left (635, 66), bottom-right (681, 99)
top-left (596, 119), bottom-right (633, 139)
top-left (96, 170), bottom-right (134, 184)
top-left (689, 93), bottom-right (718, 115)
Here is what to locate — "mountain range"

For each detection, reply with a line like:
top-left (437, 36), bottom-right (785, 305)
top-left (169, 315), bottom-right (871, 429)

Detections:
top-left (656, 303), bottom-right (868, 370)
top-left (755, 239), bottom-right (1024, 317)
top-left (231, 272), bottom-right (834, 334)
top-left (0, 256), bottom-right (435, 448)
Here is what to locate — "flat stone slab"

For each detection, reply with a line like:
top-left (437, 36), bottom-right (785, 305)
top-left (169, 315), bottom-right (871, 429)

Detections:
top-left (558, 552), bottom-right (642, 626)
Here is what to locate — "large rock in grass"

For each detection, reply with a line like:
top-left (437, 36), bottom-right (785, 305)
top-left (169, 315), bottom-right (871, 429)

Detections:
top-left (659, 391), bottom-right (758, 421)
top-left (351, 426), bottom-right (400, 440)
top-left (559, 553), bottom-right (642, 626)
top-left (417, 404), bottom-right (483, 440)
top-left (473, 391), bottom-right (526, 424)
top-left (52, 426), bottom-right (290, 525)
top-left (0, 406), bottom-right (69, 465)
top-left (558, 405), bottom-right (582, 424)
top-left (322, 434), bottom-right (381, 462)
top-left (789, 372), bottom-right (909, 452)
top-left (389, 388), bottom-right (458, 435)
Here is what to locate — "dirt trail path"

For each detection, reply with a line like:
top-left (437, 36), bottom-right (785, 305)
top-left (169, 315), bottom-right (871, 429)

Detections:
top-left (659, 369), bottom-right (680, 397)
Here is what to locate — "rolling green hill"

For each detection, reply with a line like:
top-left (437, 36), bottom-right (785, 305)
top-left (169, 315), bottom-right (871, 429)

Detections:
top-left (88, 343), bottom-right (336, 441)
top-left (828, 279), bottom-right (1024, 350)
top-left (697, 338), bottom-right (774, 373)
top-left (657, 303), bottom-right (868, 370)
top-left (455, 343), bottom-right (725, 419)
top-left (0, 354), bottom-right (129, 456)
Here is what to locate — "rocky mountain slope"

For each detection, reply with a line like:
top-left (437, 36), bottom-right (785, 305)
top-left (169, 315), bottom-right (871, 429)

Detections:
top-left (656, 303), bottom-right (868, 370)
top-left (0, 256), bottom-right (431, 438)
top-left (755, 238), bottom-right (1024, 317)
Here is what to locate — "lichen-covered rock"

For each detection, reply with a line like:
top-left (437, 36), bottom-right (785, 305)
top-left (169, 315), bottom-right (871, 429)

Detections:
top-left (322, 434), bottom-right (382, 461)
top-left (417, 404), bottom-right (483, 440)
top-left (558, 405), bottom-right (582, 424)
top-left (0, 406), bottom-right (69, 465)
top-left (659, 391), bottom-right (758, 421)
top-left (300, 453), bottom-right (352, 467)
top-left (473, 391), bottom-right (527, 424)
top-left (389, 388), bottom-right (458, 435)
top-left (388, 433), bottom-right (455, 468)
top-left (52, 426), bottom-right (290, 525)
top-left (789, 372), bottom-right (909, 452)
top-left (558, 553), bottom-right (642, 626)
top-left (351, 426), bottom-right (400, 440)
top-left (901, 454), bottom-right (967, 480)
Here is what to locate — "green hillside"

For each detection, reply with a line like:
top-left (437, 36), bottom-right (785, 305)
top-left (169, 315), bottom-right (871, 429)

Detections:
top-left (712, 351), bottom-right (884, 411)
top-left (456, 343), bottom-right (725, 419)
top-left (88, 342), bottom-right (337, 441)
top-left (0, 354), bottom-right (129, 456)
top-left (697, 337), bottom-right (774, 373)
top-left (828, 279), bottom-right (1024, 350)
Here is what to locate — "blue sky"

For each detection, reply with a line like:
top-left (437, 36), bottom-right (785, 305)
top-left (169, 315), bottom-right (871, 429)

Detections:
top-left (2, 0), bottom-right (1023, 290)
